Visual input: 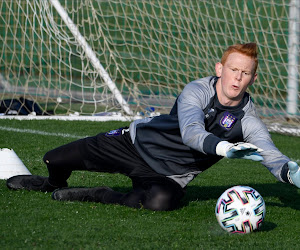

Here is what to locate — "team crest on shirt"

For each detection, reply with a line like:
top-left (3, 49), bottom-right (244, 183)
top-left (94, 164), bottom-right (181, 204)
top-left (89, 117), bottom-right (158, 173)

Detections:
top-left (105, 129), bottom-right (121, 136)
top-left (219, 111), bottom-right (237, 130)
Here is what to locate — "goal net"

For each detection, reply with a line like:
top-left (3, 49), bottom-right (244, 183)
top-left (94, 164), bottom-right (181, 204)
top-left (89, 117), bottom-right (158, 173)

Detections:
top-left (0, 1), bottom-right (299, 133)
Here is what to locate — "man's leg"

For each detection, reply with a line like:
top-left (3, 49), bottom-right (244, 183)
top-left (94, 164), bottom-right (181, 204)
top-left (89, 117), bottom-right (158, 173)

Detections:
top-left (43, 138), bottom-right (88, 187)
top-left (7, 138), bottom-right (88, 192)
top-left (7, 129), bottom-right (140, 192)
top-left (52, 178), bottom-right (185, 211)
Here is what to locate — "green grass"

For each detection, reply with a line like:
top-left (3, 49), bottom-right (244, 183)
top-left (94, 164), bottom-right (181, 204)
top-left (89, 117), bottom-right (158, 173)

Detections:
top-left (0, 119), bottom-right (300, 249)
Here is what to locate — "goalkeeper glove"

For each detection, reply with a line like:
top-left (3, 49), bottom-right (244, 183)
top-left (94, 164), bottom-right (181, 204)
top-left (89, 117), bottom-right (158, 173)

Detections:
top-left (288, 161), bottom-right (300, 188)
top-left (216, 141), bottom-right (264, 162)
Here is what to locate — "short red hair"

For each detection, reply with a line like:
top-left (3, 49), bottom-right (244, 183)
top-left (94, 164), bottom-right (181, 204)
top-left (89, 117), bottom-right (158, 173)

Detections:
top-left (221, 43), bottom-right (258, 73)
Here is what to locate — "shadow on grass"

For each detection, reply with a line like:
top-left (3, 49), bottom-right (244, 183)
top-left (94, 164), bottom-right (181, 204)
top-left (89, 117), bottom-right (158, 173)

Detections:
top-left (182, 182), bottom-right (300, 211)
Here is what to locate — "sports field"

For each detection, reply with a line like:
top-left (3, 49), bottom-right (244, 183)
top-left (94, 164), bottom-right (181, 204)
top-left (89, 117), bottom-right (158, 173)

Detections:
top-left (1, 118), bottom-right (300, 249)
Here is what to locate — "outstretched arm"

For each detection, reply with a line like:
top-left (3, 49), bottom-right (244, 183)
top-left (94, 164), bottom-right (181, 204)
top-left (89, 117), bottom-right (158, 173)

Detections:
top-left (242, 114), bottom-right (297, 186)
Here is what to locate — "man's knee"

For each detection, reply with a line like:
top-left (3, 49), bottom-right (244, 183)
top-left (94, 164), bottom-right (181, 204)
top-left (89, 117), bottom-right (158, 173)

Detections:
top-left (143, 185), bottom-right (182, 211)
top-left (43, 148), bottom-right (68, 167)
top-left (43, 151), bottom-right (53, 165)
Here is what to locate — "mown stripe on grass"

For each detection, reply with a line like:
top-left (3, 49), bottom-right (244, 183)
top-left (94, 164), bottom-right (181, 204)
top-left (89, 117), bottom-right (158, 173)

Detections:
top-left (0, 126), bottom-right (85, 139)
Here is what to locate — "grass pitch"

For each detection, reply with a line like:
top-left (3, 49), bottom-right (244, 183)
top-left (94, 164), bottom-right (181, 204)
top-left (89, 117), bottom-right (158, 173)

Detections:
top-left (0, 119), bottom-right (300, 249)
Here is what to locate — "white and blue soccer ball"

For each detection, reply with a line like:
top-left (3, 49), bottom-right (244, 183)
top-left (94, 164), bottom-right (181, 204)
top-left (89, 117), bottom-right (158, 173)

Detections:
top-left (215, 185), bottom-right (266, 234)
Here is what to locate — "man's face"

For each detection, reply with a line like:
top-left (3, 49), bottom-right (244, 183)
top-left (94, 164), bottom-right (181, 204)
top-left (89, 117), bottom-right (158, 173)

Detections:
top-left (215, 52), bottom-right (257, 106)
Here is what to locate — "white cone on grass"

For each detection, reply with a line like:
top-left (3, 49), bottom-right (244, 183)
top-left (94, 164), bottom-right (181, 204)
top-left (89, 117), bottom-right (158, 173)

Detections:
top-left (0, 148), bottom-right (31, 179)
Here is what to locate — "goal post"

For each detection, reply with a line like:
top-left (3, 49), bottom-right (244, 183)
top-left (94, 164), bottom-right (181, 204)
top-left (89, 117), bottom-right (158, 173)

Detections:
top-left (287, 0), bottom-right (300, 116)
top-left (49, 0), bottom-right (133, 116)
top-left (0, 0), bottom-right (299, 133)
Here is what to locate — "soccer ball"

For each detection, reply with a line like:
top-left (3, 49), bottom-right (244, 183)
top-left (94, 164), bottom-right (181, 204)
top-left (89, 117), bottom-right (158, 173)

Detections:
top-left (215, 185), bottom-right (266, 234)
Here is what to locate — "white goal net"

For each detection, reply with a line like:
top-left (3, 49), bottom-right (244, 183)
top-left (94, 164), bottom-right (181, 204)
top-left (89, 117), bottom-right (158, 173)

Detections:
top-left (0, 1), bottom-right (299, 134)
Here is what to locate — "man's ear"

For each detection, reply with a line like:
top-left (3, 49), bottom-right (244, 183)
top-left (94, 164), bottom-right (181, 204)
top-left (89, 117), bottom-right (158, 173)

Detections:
top-left (249, 73), bottom-right (258, 86)
top-left (215, 62), bottom-right (222, 77)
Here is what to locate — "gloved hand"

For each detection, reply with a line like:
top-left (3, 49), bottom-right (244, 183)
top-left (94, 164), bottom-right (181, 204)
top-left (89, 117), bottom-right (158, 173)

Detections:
top-left (288, 161), bottom-right (300, 188)
top-left (216, 141), bottom-right (264, 162)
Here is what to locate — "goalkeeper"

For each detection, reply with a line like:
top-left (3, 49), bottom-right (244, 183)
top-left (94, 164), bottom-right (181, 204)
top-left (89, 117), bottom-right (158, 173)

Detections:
top-left (7, 43), bottom-right (300, 211)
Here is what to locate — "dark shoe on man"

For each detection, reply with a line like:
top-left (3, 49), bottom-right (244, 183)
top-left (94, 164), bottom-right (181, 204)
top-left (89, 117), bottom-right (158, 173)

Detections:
top-left (6, 175), bottom-right (67, 192)
top-left (52, 186), bottom-right (113, 202)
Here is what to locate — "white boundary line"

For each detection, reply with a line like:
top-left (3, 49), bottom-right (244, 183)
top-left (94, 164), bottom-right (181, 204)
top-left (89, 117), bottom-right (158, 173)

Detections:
top-left (0, 115), bottom-right (141, 122)
top-left (0, 126), bottom-right (84, 139)
top-left (0, 115), bottom-right (142, 140)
